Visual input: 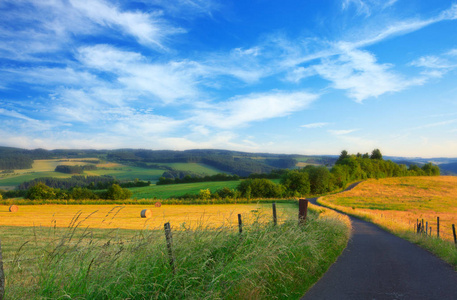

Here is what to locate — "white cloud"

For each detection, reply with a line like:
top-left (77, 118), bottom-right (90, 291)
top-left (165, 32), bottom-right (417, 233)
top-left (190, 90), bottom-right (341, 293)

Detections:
top-left (301, 122), bottom-right (329, 129)
top-left (314, 46), bottom-right (425, 102)
top-left (78, 45), bottom-right (203, 103)
top-left (192, 91), bottom-right (318, 129)
top-left (70, 0), bottom-right (183, 49)
top-left (0, 108), bottom-right (35, 121)
top-left (328, 129), bottom-right (358, 135)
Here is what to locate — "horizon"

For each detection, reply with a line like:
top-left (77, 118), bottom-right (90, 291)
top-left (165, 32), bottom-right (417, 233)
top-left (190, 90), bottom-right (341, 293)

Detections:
top-left (1, 1), bottom-right (457, 157)
top-left (2, 145), bottom-right (456, 160)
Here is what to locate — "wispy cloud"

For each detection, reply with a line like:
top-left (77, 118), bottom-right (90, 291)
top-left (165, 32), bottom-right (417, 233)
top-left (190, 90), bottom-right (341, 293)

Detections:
top-left (411, 119), bottom-right (457, 130)
top-left (313, 46), bottom-right (424, 102)
top-left (301, 122), bottom-right (329, 129)
top-left (192, 91), bottom-right (319, 129)
top-left (70, 0), bottom-right (184, 49)
top-left (328, 129), bottom-right (358, 135)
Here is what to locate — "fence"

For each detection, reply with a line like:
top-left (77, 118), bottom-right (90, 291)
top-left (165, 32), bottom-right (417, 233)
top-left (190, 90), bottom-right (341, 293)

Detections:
top-left (0, 199), bottom-right (310, 298)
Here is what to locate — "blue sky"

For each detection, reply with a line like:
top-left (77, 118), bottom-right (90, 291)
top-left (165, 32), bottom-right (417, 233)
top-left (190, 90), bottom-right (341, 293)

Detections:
top-left (1, 0), bottom-right (457, 157)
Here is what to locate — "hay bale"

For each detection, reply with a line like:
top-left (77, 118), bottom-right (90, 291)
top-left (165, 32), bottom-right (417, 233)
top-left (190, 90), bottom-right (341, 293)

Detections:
top-left (155, 202), bottom-right (162, 207)
top-left (9, 205), bottom-right (18, 212)
top-left (140, 209), bottom-right (152, 218)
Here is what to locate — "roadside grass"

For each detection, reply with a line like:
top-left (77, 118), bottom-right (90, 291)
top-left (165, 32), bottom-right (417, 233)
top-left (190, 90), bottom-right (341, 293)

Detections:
top-left (2, 203), bottom-right (350, 299)
top-left (318, 176), bottom-right (457, 268)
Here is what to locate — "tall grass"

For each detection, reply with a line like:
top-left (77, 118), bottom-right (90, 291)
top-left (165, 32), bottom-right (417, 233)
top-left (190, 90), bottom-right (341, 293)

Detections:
top-left (4, 205), bottom-right (350, 299)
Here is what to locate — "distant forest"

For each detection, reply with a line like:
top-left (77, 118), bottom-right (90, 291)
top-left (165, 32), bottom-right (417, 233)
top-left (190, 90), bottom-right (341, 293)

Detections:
top-left (1, 146), bottom-right (455, 176)
top-left (0, 146), bottom-right (335, 177)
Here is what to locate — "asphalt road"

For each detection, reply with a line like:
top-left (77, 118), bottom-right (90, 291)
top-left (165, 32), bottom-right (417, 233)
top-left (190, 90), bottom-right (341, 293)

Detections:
top-left (302, 203), bottom-right (457, 300)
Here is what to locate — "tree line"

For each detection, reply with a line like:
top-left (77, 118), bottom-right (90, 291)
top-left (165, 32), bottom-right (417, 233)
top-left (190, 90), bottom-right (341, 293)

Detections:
top-left (54, 164), bottom-right (97, 174)
top-left (157, 173), bottom-right (241, 185)
top-left (231, 149), bottom-right (440, 199)
top-left (17, 175), bottom-right (150, 190)
top-left (24, 182), bottom-right (132, 200)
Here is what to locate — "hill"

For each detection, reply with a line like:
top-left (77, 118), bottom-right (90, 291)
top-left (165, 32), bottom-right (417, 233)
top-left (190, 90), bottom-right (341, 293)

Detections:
top-left (0, 147), bottom-right (338, 190)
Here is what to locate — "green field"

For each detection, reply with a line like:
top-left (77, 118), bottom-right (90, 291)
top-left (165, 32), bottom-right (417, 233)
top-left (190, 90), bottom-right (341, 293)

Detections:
top-left (129, 180), bottom-right (241, 199)
top-left (155, 162), bottom-right (225, 175)
top-left (0, 159), bottom-right (228, 189)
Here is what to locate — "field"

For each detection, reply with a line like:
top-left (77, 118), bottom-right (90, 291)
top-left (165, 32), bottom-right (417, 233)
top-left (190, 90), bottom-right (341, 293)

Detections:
top-left (320, 176), bottom-right (457, 240)
top-left (130, 180), bottom-right (241, 199)
top-left (0, 202), bottom-right (350, 299)
top-left (318, 176), bottom-right (457, 268)
top-left (0, 159), bottom-right (227, 190)
top-left (0, 203), bottom-right (293, 230)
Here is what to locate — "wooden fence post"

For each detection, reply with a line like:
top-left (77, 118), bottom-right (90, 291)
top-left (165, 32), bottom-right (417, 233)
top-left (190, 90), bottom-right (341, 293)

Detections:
top-left (0, 239), bottom-right (5, 300)
top-left (164, 222), bottom-right (175, 273)
top-left (238, 214), bottom-right (243, 234)
top-left (299, 199), bottom-right (308, 225)
top-left (422, 219), bottom-right (424, 234)
top-left (453, 224), bottom-right (457, 245)
top-left (272, 203), bottom-right (277, 226)
top-left (426, 222), bottom-right (428, 236)
top-left (437, 217), bottom-right (440, 238)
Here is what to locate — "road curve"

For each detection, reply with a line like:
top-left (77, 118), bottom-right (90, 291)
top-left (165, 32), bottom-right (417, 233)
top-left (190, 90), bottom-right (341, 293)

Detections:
top-left (302, 200), bottom-right (457, 299)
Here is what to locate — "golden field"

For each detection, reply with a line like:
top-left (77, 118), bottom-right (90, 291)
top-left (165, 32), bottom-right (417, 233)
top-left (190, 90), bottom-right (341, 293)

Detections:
top-left (319, 176), bottom-right (457, 241)
top-left (0, 203), bottom-right (295, 230)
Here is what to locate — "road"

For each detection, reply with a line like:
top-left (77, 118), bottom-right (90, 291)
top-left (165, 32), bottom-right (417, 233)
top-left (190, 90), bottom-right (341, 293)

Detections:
top-left (302, 197), bottom-right (457, 300)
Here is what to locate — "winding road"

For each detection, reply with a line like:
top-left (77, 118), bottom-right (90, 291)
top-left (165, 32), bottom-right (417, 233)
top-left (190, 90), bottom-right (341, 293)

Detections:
top-left (301, 187), bottom-right (457, 300)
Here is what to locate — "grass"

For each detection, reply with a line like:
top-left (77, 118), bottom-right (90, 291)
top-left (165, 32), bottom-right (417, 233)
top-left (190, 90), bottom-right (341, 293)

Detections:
top-left (0, 160), bottom-right (229, 189)
top-left (1, 203), bottom-right (350, 299)
top-left (129, 181), bottom-right (241, 199)
top-left (318, 176), bottom-right (457, 268)
top-left (154, 163), bottom-right (225, 175)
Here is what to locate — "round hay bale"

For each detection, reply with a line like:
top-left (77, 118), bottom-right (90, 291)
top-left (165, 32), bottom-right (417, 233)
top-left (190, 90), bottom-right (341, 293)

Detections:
top-left (140, 209), bottom-right (152, 218)
top-left (155, 202), bottom-right (162, 207)
top-left (9, 205), bottom-right (18, 212)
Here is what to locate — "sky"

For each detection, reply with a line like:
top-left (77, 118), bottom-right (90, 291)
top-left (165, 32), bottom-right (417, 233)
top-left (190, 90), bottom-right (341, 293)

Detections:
top-left (1, 0), bottom-right (457, 158)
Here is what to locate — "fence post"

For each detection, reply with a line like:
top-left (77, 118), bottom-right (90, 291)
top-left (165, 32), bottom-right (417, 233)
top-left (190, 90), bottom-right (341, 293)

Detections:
top-left (164, 222), bottom-right (175, 273)
top-left (299, 199), bottom-right (309, 225)
top-left (426, 222), bottom-right (428, 236)
top-left (238, 214), bottom-right (243, 234)
top-left (422, 219), bottom-right (424, 234)
top-left (0, 239), bottom-right (5, 300)
top-left (437, 217), bottom-right (440, 238)
top-left (453, 224), bottom-right (457, 245)
top-left (272, 203), bottom-right (277, 226)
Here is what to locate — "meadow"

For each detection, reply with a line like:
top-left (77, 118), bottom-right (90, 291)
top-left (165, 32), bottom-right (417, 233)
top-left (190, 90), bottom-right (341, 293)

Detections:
top-left (318, 176), bottom-right (457, 267)
top-left (129, 180), bottom-right (241, 199)
top-left (0, 202), bottom-right (350, 299)
top-left (0, 159), bottom-right (226, 190)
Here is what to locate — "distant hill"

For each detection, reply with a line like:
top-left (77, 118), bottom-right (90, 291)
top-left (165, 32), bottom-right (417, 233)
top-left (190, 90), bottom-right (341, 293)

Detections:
top-left (0, 146), bottom-right (336, 177)
top-left (436, 162), bottom-right (457, 175)
top-left (386, 156), bottom-right (457, 175)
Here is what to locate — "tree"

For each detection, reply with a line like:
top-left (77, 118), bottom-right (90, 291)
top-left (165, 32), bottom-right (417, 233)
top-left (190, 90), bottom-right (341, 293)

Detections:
top-left (304, 166), bottom-right (333, 194)
top-left (421, 163), bottom-right (440, 176)
top-left (280, 170), bottom-right (310, 196)
top-left (338, 150), bottom-right (349, 162)
top-left (237, 179), bottom-right (283, 198)
top-left (370, 149), bottom-right (383, 160)
top-left (26, 182), bottom-right (56, 200)
top-left (104, 184), bottom-right (132, 200)
top-left (198, 189), bottom-right (211, 199)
